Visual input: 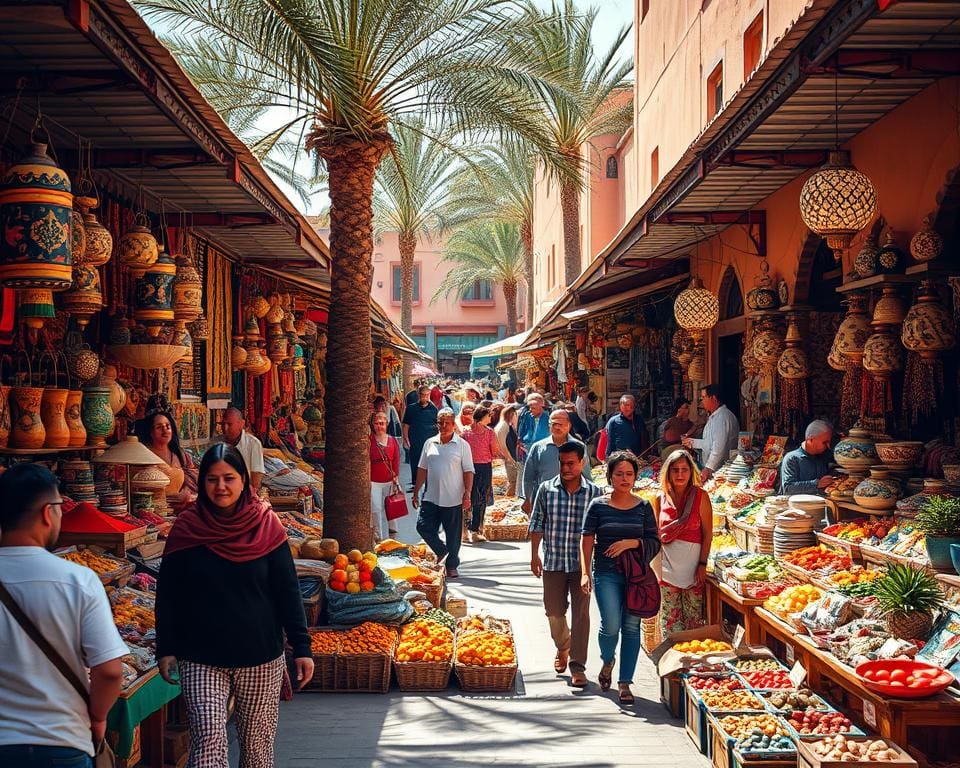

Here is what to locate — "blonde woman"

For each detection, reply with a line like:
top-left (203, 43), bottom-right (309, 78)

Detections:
top-left (652, 449), bottom-right (713, 637)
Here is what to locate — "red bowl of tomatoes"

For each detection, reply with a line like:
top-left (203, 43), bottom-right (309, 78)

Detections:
top-left (856, 659), bottom-right (955, 698)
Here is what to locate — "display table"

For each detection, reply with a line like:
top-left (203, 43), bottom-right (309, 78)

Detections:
top-left (705, 577), bottom-right (765, 644)
top-left (753, 607), bottom-right (960, 747)
top-left (108, 670), bottom-right (180, 767)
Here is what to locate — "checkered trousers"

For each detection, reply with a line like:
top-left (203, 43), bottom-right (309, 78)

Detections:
top-left (179, 655), bottom-right (285, 768)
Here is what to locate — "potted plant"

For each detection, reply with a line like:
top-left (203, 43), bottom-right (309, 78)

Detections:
top-left (914, 495), bottom-right (960, 571)
top-left (874, 563), bottom-right (944, 640)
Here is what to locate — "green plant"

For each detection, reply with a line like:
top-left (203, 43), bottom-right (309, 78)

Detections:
top-left (914, 495), bottom-right (960, 537)
top-left (874, 563), bottom-right (944, 616)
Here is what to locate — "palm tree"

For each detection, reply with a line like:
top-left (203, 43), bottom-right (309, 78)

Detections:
top-left (433, 221), bottom-right (525, 335)
top-left (513, 0), bottom-right (633, 286)
top-left (139, 0), bottom-right (573, 548)
top-left (374, 123), bottom-right (465, 386)
top-left (443, 141), bottom-right (536, 325)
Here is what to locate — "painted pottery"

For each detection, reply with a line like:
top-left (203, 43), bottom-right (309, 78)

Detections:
top-left (752, 328), bottom-right (784, 366)
top-left (871, 286), bottom-right (906, 326)
top-left (834, 427), bottom-right (879, 471)
top-left (65, 389), bottom-right (86, 447)
top-left (134, 247), bottom-right (176, 333)
top-left (901, 281), bottom-right (956, 358)
top-left (10, 386), bottom-right (45, 448)
top-left (746, 264), bottom-right (779, 311)
top-left (81, 385), bottom-right (114, 447)
top-left (75, 196), bottom-right (112, 267)
top-left (19, 288), bottom-right (56, 329)
top-left (877, 231), bottom-right (904, 274)
top-left (40, 387), bottom-right (70, 448)
top-left (835, 293), bottom-right (871, 362)
top-left (875, 441), bottom-right (923, 471)
top-left (853, 232), bottom-right (879, 278)
top-left (0, 385), bottom-right (10, 448)
top-left (172, 256), bottom-right (203, 322)
top-left (60, 263), bottom-right (102, 328)
top-left (854, 468), bottom-right (901, 511)
top-left (99, 365), bottom-right (127, 415)
top-left (910, 215), bottom-right (943, 263)
top-left (0, 142), bottom-right (73, 290)
top-left (119, 221), bottom-right (159, 276)
top-left (863, 329), bottom-right (904, 379)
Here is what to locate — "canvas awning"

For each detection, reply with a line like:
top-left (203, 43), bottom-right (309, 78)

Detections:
top-left (469, 330), bottom-right (531, 359)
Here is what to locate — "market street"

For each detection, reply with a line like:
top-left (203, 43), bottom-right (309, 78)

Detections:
top-left (253, 468), bottom-right (707, 768)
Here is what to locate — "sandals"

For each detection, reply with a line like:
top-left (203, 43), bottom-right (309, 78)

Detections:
top-left (618, 684), bottom-right (635, 705)
top-left (570, 671), bottom-right (588, 688)
top-left (598, 659), bottom-right (615, 691)
top-left (554, 649), bottom-right (569, 673)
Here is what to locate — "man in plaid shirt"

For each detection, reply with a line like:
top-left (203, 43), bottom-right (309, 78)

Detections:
top-left (529, 441), bottom-right (602, 688)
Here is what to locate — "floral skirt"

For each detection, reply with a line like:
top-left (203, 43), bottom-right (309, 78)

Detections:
top-left (658, 581), bottom-right (706, 639)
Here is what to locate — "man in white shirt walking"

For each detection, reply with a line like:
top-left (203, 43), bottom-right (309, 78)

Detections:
top-left (412, 408), bottom-right (475, 579)
top-left (0, 464), bottom-right (127, 768)
top-left (220, 406), bottom-right (266, 491)
top-left (683, 384), bottom-right (740, 481)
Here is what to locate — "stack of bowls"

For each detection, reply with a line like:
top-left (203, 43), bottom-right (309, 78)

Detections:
top-left (788, 494), bottom-right (828, 526)
top-left (60, 460), bottom-right (98, 503)
top-left (720, 455), bottom-right (752, 484)
top-left (772, 505), bottom-right (820, 557)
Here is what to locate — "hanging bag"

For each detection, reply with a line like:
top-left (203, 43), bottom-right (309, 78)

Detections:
top-left (0, 581), bottom-right (116, 768)
top-left (374, 436), bottom-right (408, 521)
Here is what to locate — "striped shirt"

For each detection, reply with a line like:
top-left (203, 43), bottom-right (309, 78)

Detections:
top-left (529, 475), bottom-right (603, 572)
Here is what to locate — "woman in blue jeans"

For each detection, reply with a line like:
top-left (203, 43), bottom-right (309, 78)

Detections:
top-left (580, 450), bottom-right (661, 705)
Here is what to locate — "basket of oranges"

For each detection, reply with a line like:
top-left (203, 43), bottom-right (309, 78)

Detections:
top-left (337, 622), bottom-right (398, 693)
top-left (304, 629), bottom-right (340, 691)
top-left (394, 618), bottom-right (454, 691)
top-left (454, 616), bottom-right (518, 692)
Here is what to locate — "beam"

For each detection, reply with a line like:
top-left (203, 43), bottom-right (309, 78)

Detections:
top-left (805, 50), bottom-right (960, 80)
top-left (710, 149), bottom-right (829, 170)
top-left (189, 213), bottom-right (278, 227)
top-left (55, 148), bottom-right (215, 170)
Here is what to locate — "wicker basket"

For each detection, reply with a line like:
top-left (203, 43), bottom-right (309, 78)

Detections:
top-left (423, 578), bottom-right (444, 608)
top-left (481, 522), bottom-right (529, 541)
top-left (455, 660), bottom-right (518, 692)
top-left (641, 616), bottom-right (662, 654)
top-left (394, 659), bottom-right (453, 692)
top-left (337, 652), bottom-right (393, 693)
top-left (107, 344), bottom-right (189, 369)
top-left (302, 629), bottom-right (339, 691)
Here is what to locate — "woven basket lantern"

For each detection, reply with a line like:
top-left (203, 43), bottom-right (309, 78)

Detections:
top-left (674, 277), bottom-right (719, 343)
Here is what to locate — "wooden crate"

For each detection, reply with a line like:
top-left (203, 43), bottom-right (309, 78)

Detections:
top-left (796, 738), bottom-right (917, 768)
top-left (481, 522), bottom-right (529, 541)
top-left (683, 681), bottom-right (711, 756)
top-left (815, 531), bottom-right (864, 563)
top-left (661, 671), bottom-right (685, 718)
top-left (709, 716), bottom-right (795, 768)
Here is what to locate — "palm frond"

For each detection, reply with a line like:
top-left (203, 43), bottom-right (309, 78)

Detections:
top-left (432, 220), bottom-right (525, 303)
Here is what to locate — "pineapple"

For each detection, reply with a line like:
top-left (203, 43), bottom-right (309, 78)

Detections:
top-left (874, 563), bottom-right (944, 640)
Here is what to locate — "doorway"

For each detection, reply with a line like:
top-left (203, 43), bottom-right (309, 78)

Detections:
top-left (718, 333), bottom-right (743, 422)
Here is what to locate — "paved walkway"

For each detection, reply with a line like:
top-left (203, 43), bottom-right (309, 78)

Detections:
top-left (252, 464), bottom-right (709, 768)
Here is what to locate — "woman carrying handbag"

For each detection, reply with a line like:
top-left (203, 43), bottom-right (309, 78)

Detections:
top-left (370, 412), bottom-right (405, 543)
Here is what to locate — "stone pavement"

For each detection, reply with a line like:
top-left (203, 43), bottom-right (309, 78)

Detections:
top-left (244, 464), bottom-right (709, 768)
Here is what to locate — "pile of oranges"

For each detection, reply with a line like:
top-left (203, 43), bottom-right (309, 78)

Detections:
top-left (310, 630), bottom-right (339, 655)
top-left (673, 638), bottom-right (732, 655)
top-left (340, 621), bottom-right (397, 655)
top-left (764, 584), bottom-right (823, 617)
top-left (395, 619), bottom-right (453, 663)
top-left (328, 550), bottom-right (378, 594)
top-left (456, 630), bottom-right (516, 667)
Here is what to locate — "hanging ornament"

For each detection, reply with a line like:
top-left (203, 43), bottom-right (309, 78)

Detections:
top-left (243, 314), bottom-right (262, 342)
top-left (0, 139), bottom-right (73, 290)
top-left (172, 255), bottom-right (203, 322)
top-left (674, 277), bottom-right (719, 344)
top-left (909, 215), bottom-right (943, 264)
top-left (871, 285), bottom-right (906, 326)
top-left (853, 229), bottom-right (880, 278)
top-left (776, 317), bottom-right (810, 440)
top-left (834, 292), bottom-right (871, 363)
top-left (119, 214), bottom-right (159, 276)
top-left (776, 320), bottom-right (809, 379)
top-left (70, 204), bottom-right (85, 266)
top-left (231, 335), bottom-right (248, 370)
top-left (876, 230), bottom-right (905, 274)
top-left (60, 263), bottom-right (102, 329)
top-left (134, 247), bottom-right (176, 336)
top-left (752, 324), bottom-right (784, 368)
top-left (18, 288), bottom-right (56, 331)
top-left (75, 196), bottom-right (112, 267)
top-left (746, 260), bottom-right (779, 311)
top-left (188, 313), bottom-right (209, 342)
top-left (900, 280), bottom-right (955, 426)
top-left (799, 150), bottom-right (877, 263)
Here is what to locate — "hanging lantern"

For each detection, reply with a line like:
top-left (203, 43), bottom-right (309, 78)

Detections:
top-left (75, 196), bottom-right (112, 267)
top-left (871, 285), bottom-right (906, 326)
top-left (909, 215), bottom-right (943, 264)
top-left (18, 288), bottom-right (56, 330)
top-left (248, 290), bottom-right (270, 319)
top-left (834, 292), bottom-right (871, 362)
top-left (265, 297), bottom-right (284, 325)
top-left (776, 320), bottom-right (809, 380)
top-left (231, 335), bottom-right (248, 370)
top-left (752, 325), bottom-right (784, 367)
top-left (172, 255), bottom-right (203, 322)
top-left (243, 344), bottom-right (266, 373)
top-left (902, 280), bottom-right (956, 359)
top-left (0, 141), bottom-right (73, 290)
top-left (827, 338), bottom-right (846, 372)
top-left (745, 260), bottom-right (779, 311)
top-left (134, 247), bottom-right (175, 336)
top-left (243, 314), bottom-right (262, 342)
top-left (60, 263), bottom-right (102, 329)
top-left (799, 150), bottom-right (877, 262)
top-left (266, 323), bottom-right (288, 363)
top-left (863, 329), bottom-right (903, 380)
top-left (70, 205), bottom-right (86, 265)
top-left (674, 277), bottom-right (719, 343)
top-left (118, 215), bottom-right (159, 276)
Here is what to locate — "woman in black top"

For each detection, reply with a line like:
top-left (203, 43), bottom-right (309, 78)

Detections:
top-left (156, 444), bottom-right (312, 768)
top-left (581, 451), bottom-right (661, 706)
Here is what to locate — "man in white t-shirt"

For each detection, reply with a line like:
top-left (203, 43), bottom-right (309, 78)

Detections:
top-left (412, 408), bottom-right (474, 579)
top-left (0, 464), bottom-right (127, 766)
top-left (220, 406), bottom-right (266, 491)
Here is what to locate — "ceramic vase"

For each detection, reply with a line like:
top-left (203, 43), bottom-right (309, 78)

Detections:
top-left (909, 216), bottom-right (943, 263)
top-left (854, 468), bottom-right (901, 511)
top-left (119, 222), bottom-right (159, 276)
top-left (0, 142), bottom-right (73, 290)
top-left (834, 427), bottom-right (879, 471)
top-left (901, 281), bottom-right (956, 358)
top-left (81, 385), bottom-right (114, 448)
top-left (853, 232), bottom-right (879, 278)
top-left (65, 389), bottom-right (86, 447)
top-left (75, 196), bottom-right (112, 267)
top-left (40, 387), bottom-right (70, 448)
top-left (863, 329), bottom-right (904, 379)
top-left (99, 365), bottom-right (127, 415)
top-left (10, 386), bottom-right (45, 448)
top-left (134, 248), bottom-right (176, 333)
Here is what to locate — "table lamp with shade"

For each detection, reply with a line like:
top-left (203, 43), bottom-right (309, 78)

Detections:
top-left (92, 436), bottom-right (169, 515)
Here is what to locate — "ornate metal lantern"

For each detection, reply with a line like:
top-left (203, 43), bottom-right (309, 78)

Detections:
top-left (673, 277), bottom-right (719, 343)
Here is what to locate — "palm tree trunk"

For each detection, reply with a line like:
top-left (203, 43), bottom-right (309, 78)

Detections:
top-left (399, 230), bottom-right (417, 389)
top-left (521, 217), bottom-right (534, 325)
top-left (502, 278), bottom-right (518, 336)
top-left (316, 135), bottom-right (391, 549)
top-left (560, 179), bottom-right (581, 286)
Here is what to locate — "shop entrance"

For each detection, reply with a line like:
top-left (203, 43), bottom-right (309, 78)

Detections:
top-left (718, 333), bottom-right (743, 422)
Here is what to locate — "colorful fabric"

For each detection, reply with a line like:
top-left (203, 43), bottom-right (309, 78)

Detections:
top-left (658, 581), bottom-right (706, 638)
top-left (164, 495), bottom-right (286, 563)
top-left (657, 487), bottom-right (706, 545)
top-left (204, 246), bottom-right (233, 398)
top-left (179, 655), bottom-right (283, 768)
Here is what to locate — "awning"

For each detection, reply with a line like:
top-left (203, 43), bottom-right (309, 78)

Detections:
top-left (469, 330), bottom-right (531, 358)
top-left (412, 362), bottom-right (438, 377)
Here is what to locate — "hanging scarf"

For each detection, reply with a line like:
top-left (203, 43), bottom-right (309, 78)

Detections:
top-left (164, 493), bottom-right (287, 563)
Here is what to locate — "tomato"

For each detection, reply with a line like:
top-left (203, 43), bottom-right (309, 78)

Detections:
top-left (934, 673), bottom-right (953, 686)
top-left (917, 668), bottom-right (938, 679)
top-left (862, 669), bottom-right (876, 680)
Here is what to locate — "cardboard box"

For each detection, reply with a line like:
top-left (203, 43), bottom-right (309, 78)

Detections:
top-left (653, 624), bottom-right (736, 677)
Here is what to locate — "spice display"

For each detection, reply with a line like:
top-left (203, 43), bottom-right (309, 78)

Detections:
top-left (339, 622), bottom-right (397, 655)
top-left (715, 714), bottom-right (793, 752)
top-left (686, 674), bottom-right (744, 691)
top-left (310, 631), bottom-right (339, 655)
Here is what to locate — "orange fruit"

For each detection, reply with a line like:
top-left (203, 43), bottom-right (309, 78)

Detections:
top-left (333, 554), bottom-right (349, 570)
top-left (346, 582), bottom-right (361, 594)
top-left (360, 580), bottom-right (375, 592)
top-left (332, 569), bottom-right (348, 583)
top-left (348, 549), bottom-right (363, 563)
